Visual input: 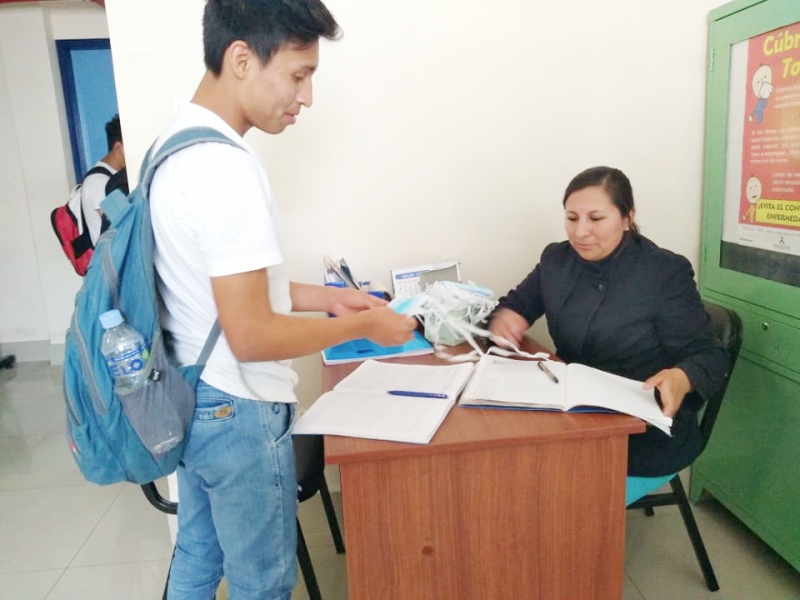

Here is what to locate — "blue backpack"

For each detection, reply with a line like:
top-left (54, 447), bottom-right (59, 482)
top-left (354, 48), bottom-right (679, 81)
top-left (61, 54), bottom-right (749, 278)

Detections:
top-left (62, 127), bottom-right (241, 485)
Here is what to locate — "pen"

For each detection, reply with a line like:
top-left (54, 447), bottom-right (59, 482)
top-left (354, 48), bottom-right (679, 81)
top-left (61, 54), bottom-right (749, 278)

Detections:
top-left (387, 390), bottom-right (449, 399)
top-left (537, 361), bottom-right (559, 384)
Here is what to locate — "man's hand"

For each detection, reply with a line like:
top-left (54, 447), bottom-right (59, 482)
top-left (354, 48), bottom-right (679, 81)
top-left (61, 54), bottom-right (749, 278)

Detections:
top-left (643, 368), bottom-right (692, 418)
top-left (328, 288), bottom-right (386, 316)
top-left (359, 306), bottom-right (417, 347)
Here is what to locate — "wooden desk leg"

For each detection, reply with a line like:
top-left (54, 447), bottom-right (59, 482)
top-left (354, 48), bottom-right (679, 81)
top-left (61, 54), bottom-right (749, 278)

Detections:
top-left (338, 436), bottom-right (629, 600)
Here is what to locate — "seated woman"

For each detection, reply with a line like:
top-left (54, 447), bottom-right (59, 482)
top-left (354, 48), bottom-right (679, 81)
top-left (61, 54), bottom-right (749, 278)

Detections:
top-left (488, 166), bottom-right (729, 499)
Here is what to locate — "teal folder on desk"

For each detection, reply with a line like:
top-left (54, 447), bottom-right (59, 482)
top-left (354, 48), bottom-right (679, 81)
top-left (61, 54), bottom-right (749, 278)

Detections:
top-left (322, 330), bottom-right (434, 365)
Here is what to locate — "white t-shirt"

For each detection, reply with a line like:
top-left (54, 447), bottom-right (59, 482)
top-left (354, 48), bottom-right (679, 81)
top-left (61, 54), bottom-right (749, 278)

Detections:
top-left (149, 103), bottom-right (298, 403)
top-left (80, 161), bottom-right (116, 245)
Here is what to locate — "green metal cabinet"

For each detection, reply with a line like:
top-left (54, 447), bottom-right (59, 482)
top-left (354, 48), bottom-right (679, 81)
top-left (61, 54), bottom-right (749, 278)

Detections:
top-left (693, 0), bottom-right (800, 573)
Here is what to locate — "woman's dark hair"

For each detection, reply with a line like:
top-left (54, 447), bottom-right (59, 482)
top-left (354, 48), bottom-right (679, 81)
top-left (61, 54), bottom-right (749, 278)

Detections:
top-left (203, 0), bottom-right (341, 75)
top-left (562, 166), bottom-right (640, 234)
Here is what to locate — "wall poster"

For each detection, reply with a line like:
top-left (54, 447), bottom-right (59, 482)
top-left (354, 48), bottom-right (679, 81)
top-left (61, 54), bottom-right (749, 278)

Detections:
top-left (721, 22), bottom-right (800, 286)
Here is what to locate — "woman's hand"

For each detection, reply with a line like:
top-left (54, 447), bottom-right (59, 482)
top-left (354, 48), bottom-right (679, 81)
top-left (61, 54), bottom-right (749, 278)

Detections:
top-left (643, 368), bottom-right (692, 418)
top-left (488, 308), bottom-right (530, 349)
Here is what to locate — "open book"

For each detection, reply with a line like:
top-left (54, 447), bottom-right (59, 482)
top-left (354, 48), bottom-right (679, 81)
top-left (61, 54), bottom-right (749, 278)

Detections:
top-left (459, 355), bottom-right (672, 435)
top-left (293, 359), bottom-right (475, 444)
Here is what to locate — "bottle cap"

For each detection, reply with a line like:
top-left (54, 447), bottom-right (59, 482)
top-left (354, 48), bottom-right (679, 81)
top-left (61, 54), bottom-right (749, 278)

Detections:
top-left (99, 309), bottom-right (124, 329)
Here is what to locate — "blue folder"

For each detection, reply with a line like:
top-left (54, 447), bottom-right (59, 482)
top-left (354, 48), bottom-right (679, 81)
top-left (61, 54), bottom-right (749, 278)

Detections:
top-left (322, 330), bottom-right (434, 365)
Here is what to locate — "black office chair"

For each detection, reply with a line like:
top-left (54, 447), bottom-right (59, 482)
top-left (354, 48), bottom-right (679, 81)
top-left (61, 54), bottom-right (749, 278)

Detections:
top-left (293, 434), bottom-right (346, 600)
top-left (627, 301), bottom-right (743, 592)
top-left (142, 433), bottom-right (345, 600)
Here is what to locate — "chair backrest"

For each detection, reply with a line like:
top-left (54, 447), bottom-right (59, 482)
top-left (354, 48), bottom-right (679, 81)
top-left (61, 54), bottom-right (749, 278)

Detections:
top-left (293, 434), bottom-right (326, 503)
top-left (698, 301), bottom-right (743, 453)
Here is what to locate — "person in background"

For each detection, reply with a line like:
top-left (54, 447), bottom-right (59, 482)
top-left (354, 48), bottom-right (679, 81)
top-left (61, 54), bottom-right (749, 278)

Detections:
top-left (489, 166), bottom-right (729, 493)
top-left (149, 1), bottom-right (416, 598)
top-left (104, 166), bottom-right (129, 196)
top-left (80, 113), bottom-right (126, 244)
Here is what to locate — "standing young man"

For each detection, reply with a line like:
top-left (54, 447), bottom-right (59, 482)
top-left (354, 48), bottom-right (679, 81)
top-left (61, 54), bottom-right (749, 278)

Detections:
top-left (149, 1), bottom-right (416, 598)
top-left (81, 114), bottom-right (126, 245)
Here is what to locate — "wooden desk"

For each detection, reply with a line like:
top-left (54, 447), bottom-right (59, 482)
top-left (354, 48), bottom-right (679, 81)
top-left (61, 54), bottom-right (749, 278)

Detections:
top-left (323, 340), bottom-right (645, 600)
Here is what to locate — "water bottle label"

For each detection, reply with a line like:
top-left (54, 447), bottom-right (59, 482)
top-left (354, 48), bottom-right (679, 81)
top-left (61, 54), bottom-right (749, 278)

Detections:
top-left (105, 345), bottom-right (149, 378)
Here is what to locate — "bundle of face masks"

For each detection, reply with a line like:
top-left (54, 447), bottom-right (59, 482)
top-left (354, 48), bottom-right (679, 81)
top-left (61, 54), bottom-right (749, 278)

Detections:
top-left (388, 281), bottom-right (549, 362)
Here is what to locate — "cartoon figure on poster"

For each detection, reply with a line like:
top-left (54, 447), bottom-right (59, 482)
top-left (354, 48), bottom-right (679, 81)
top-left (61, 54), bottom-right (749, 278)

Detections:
top-left (748, 64), bottom-right (773, 125)
top-left (743, 175), bottom-right (762, 223)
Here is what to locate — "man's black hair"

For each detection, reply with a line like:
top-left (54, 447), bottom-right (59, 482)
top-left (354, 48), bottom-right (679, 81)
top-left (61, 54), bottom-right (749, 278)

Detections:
top-left (105, 114), bottom-right (122, 151)
top-left (203, 0), bottom-right (341, 75)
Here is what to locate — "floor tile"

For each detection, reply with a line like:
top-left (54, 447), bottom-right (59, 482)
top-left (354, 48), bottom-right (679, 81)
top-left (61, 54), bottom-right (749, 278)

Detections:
top-left (0, 363), bottom-right (63, 404)
top-left (625, 496), bottom-right (800, 600)
top-left (0, 569), bottom-right (63, 600)
top-left (3, 360), bottom-right (800, 600)
top-left (0, 431), bottom-right (87, 491)
top-left (71, 483), bottom-right (174, 567)
top-left (293, 543), bottom-right (348, 600)
top-left (0, 484), bottom-right (122, 573)
top-left (1, 362), bottom-right (62, 382)
top-left (45, 559), bottom-right (171, 600)
top-left (623, 574), bottom-right (646, 600)
top-left (0, 394), bottom-right (65, 439)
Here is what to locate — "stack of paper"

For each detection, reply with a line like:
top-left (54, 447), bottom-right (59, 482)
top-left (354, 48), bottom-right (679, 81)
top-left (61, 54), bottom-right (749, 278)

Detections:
top-left (293, 359), bottom-right (475, 444)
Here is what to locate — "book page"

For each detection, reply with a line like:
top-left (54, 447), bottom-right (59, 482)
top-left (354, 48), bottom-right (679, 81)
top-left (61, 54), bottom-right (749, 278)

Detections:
top-left (334, 360), bottom-right (474, 399)
top-left (460, 356), bottom-right (567, 409)
top-left (565, 364), bottom-right (672, 434)
top-left (292, 390), bottom-right (453, 444)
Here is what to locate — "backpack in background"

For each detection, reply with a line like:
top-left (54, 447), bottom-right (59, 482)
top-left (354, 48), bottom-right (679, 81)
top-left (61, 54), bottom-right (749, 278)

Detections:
top-left (62, 127), bottom-right (240, 485)
top-left (50, 165), bottom-right (112, 276)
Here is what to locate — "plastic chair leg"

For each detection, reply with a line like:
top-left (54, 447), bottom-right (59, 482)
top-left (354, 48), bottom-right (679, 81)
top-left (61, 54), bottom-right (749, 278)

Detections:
top-left (297, 518), bottom-right (323, 600)
top-left (318, 476), bottom-right (346, 554)
top-left (644, 506), bottom-right (655, 516)
top-left (671, 476), bottom-right (720, 591)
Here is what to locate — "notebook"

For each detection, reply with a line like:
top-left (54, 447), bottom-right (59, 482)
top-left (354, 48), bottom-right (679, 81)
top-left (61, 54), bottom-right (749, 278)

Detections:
top-left (321, 330), bottom-right (434, 365)
top-left (293, 359), bottom-right (476, 444)
top-left (459, 355), bottom-right (672, 435)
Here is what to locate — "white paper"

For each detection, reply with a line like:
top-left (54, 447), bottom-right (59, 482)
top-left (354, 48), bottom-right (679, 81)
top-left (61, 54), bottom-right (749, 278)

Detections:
top-left (334, 359), bottom-right (474, 398)
top-left (293, 360), bottom-right (475, 444)
top-left (461, 356), bottom-right (566, 409)
top-left (460, 356), bottom-right (672, 435)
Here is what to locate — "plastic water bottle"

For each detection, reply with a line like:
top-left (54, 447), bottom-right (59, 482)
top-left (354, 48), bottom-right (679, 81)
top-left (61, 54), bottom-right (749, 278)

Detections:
top-left (99, 309), bottom-right (149, 390)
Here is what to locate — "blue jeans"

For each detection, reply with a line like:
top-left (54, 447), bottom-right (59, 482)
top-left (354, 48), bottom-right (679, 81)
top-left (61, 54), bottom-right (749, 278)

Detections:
top-left (167, 382), bottom-right (297, 600)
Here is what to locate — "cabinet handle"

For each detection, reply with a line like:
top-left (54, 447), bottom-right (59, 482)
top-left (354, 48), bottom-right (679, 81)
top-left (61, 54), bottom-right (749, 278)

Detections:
top-left (761, 322), bottom-right (769, 331)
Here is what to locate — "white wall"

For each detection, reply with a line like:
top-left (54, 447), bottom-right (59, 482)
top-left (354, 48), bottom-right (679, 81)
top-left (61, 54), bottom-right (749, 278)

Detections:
top-left (104, 0), bottom-right (729, 408)
top-left (0, 2), bottom-right (108, 362)
top-left (1, 1), bottom-right (729, 404)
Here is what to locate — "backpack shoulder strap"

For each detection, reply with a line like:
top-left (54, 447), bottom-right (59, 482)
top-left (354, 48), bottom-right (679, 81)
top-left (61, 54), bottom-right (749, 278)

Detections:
top-left (102, 127), bottom-right (238, 365)
top-left (141, 126), bottom-right (244, 197)
top-left (83, 165), bottom-right (113, 181)
top-left (102, 127), bottom-right (243, 224)
top-left (143, 127), bottom-right (240, 365)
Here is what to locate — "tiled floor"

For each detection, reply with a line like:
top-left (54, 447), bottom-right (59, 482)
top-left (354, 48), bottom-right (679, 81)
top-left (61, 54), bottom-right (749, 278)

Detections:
top-left (1, 361), bottom-right (798, 600)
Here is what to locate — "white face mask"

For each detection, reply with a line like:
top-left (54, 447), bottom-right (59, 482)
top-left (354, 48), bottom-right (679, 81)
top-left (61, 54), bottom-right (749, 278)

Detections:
top-left (389, 281), bottom-right (549, 362)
